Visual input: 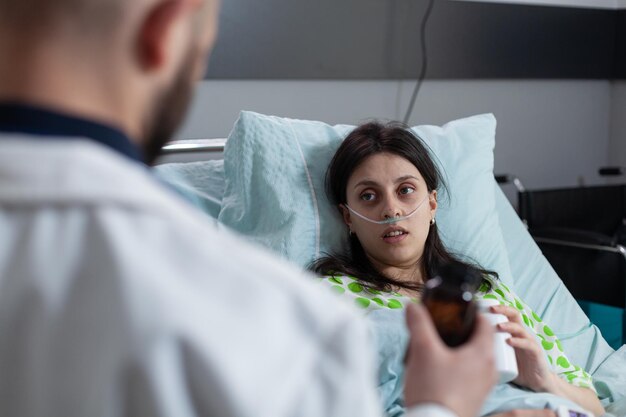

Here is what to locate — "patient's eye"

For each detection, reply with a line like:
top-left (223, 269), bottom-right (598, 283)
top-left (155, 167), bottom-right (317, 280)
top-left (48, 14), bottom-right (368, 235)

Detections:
top-left (399, 186), bottom-right (415, 196)
top-left (360, 192), bottom-right (376, 202)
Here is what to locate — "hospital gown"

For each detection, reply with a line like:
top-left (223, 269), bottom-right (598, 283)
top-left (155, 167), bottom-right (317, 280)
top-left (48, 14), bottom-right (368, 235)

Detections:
top-left (318, 274), bottom-right (596, 416)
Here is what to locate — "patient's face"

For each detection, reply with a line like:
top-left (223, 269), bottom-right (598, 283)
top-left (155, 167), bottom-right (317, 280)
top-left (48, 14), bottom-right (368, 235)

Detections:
top-left (342, 152), bottom-right (437, 273)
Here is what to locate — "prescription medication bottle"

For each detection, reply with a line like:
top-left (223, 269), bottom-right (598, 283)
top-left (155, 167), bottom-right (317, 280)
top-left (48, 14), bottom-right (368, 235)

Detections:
top-left (421, 263), bottom-right (481, 347)
top-left (477, 299), bottom-right (519, 384)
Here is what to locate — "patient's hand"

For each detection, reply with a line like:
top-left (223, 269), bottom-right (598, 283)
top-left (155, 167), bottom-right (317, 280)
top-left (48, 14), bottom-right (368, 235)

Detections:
top-left (490, 305), bottom-right (553, 392)
top-left (489, 410), bottom-right (556, 417)
top-left (490, 304), bottom-right (605, 417)
top-left (403, 303), bottom-right (497, 417)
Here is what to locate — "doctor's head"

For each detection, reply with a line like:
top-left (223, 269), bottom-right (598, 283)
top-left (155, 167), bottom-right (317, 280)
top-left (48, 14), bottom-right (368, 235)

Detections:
top-left (325, 122), bottom-right (446, 284)
top-left (0, 0), bottom-right (220, 164)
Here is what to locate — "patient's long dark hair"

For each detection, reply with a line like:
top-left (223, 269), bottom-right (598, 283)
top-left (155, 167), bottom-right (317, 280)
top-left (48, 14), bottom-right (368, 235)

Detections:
top-left (309, 121), bottom-right (496, 293)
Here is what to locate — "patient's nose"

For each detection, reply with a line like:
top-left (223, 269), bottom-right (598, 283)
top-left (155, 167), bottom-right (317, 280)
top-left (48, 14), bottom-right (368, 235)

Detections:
top-left (381, 196), bottom-right (402, 219)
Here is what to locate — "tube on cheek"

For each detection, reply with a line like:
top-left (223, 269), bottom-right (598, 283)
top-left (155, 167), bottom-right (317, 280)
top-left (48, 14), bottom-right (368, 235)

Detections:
top-left (344, 194), bottom-right (430, 225)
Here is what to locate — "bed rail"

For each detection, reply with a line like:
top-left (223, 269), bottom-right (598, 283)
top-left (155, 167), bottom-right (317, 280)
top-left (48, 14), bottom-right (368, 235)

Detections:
top-left (162, 139), bottom-right (227, 154)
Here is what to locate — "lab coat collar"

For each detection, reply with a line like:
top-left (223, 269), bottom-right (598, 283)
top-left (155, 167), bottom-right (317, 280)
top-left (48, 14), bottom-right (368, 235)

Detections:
top-left (0, 102), bottom-right (145, 164)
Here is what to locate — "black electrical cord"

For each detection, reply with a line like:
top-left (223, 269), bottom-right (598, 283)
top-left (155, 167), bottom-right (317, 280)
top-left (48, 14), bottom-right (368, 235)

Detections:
top-left (403, 0), bottom-right (436, 125)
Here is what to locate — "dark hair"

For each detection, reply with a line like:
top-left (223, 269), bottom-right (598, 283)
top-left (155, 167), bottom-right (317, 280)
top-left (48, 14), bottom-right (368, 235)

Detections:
top-left (309, 121), bottom-right (496, 293)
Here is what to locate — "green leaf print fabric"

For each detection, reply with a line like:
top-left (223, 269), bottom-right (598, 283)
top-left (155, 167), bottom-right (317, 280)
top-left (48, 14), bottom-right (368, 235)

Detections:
top-left (317, 275), bottom-right (597, 416)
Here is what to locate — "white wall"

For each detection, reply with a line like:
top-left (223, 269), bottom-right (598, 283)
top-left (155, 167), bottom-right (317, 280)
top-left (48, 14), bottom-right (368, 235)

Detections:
top-left (609, 81), bottom-right (626, 175)
top-left (178, 79), bottom-right (612, 202)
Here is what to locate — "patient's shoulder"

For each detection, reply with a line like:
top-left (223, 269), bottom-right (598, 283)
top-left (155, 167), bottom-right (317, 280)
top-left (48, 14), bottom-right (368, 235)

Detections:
top-left (478, 278), bottom-right (547, 331)
top-left (317, 275), bottom-right (414, 312)
top-left (478, 277), bottom-right (518, 302)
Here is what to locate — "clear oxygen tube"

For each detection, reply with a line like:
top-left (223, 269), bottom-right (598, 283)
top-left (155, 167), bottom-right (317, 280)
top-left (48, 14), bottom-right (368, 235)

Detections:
top-left (343, 193), bottom-right (430, 225)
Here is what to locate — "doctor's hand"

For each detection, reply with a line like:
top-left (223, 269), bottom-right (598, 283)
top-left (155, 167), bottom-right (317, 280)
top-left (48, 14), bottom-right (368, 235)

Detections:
top-left (403, 303), bottom-right (497, 417)
top-left (490, 305), bottom-right (553, 393)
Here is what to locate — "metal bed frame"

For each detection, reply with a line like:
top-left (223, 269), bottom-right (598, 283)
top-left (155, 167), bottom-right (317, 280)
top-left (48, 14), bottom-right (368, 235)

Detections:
top-left (497, 174), bottom-right (626, 344)
top-left (162, 139), bottom-right (227, 155)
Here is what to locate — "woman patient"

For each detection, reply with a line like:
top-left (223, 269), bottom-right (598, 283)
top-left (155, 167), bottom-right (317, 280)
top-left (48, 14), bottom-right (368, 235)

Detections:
top-left (310, 122), bottom-right (604, 417)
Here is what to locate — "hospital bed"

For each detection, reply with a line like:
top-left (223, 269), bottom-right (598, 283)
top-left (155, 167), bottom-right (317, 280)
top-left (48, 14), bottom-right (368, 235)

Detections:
top-left (155, 114), bottom-right (626, 416)
top-left (494, 176), bottom-right (626, 349)
top-left (518, 184), bottom-right (626, 348)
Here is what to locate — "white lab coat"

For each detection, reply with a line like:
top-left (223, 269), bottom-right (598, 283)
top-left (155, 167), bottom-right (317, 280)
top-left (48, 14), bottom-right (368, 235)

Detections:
top-left (0, 135), bottom-right (455, 417)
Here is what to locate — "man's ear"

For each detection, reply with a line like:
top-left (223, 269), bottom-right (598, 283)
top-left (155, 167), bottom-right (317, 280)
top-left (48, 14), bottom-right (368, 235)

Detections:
top-left (340, 204), bottom-right (352, 229)
top-left (137, 0), bottom-right (189, 72)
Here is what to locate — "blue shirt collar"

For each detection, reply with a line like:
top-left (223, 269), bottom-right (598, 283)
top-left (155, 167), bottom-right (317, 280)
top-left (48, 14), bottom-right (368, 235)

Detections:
top-left (0, 102), bottom-right (145, 164)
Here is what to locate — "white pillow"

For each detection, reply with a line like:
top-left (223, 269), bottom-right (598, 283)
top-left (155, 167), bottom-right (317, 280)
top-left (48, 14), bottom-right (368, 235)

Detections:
top-left (218, 111), bottom-right (514, 285)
